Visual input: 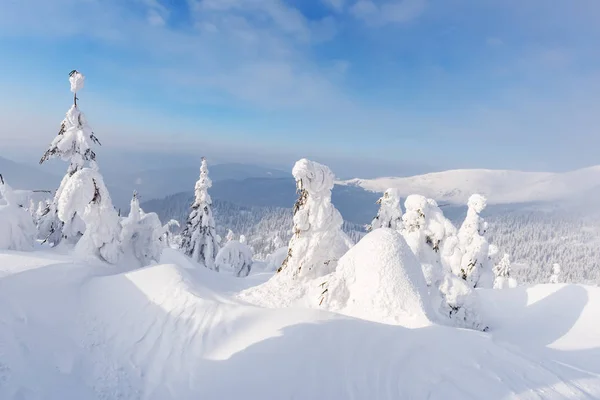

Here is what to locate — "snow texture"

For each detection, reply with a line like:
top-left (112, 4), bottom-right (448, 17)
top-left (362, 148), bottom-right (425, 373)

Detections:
top-left (494, 253), bottom-right (517, 289)
top-left (215, 240), bottom-right (253, 277)
top-left (278, 158), bottom-right (352, 280)
top-left (321, 228), bottom-right (432, 326)
top-left (368, 187), bottom-right (403, 231)
top-left (58, 168), bottom-right (121, 264)
top-left (180, 158), bottom-right (220, 270)
top-left (550, 263), bottom-right (562, 284)
top-left (0, 177), bottom-right (36, 251)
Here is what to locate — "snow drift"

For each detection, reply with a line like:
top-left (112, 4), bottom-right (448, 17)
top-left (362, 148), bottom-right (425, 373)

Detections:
top-left (321, 228), bottom-right (432, 326)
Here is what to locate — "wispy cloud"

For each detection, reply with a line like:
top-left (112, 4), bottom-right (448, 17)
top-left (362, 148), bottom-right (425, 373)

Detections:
top-left (350, 0), bottom-right (427, 25)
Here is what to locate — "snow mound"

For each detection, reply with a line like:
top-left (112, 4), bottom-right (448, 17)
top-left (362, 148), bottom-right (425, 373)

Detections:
top-left (322, 229), bottom-right (432, 326)
top-left (69, 70), bottom-right (85, 93)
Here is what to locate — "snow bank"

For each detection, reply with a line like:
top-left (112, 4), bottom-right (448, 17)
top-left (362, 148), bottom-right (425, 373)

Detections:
top-left (321, 228), bottom-right (432, 326)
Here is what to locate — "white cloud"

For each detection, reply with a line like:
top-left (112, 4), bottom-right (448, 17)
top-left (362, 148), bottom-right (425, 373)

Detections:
top-left (147, 9), bottom-right (166, 27)
top-left (486, 37), bottom-right (504, 46)
top-left (322, 0), bottom-right (345, 12)
top-left (351, 0), bottom-right (426, 25)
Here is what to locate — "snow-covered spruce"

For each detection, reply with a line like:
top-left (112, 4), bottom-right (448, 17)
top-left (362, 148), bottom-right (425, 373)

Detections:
top-left (180, 158), bottom-right (220, 271)
top-left (401, 195), bottom-right (456, 286)
top-left (0, 175), bottom-right (36, 251)
top-left (436, 273), bottom-right (487, 331)
top-left (457, 194), bottom-right (494, 288)
top-left (215, 237), bottom-right (254, 277)
top-left (550, 263), bottom-right (562, 284)
top-left (367, 188), bottom-right (403, 232)
top-left (57, 168), bottom-right (121, 264)
top-left (320, 228), bottom-right (432, 326)
top-left (493, 253), bottom-right (517, 289)
top-left (38, 70), bottom-right (101, 245)
top-left (120, 192), bottom-right (175, 267)
top-left (278, 158), bottom-right (352, 280)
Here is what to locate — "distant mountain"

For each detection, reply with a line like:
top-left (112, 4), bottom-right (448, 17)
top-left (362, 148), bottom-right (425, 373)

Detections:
top-left (339, 166), bottom-right (600, 205)
top-left (0, 156), bottom-right (61, 191)
top-left (104, 163), bottom-right (290, 206)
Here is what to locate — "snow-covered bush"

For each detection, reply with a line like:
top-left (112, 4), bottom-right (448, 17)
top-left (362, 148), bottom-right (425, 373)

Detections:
top-left (402, 195), bottom-right (457, 286)
top-left (38, 70), bottom-right (101, 245)
top-left (215, 239), bottom-right (254, 277)
top-left (263, 247), bottom-right (289, 272)
top-left (180, 158), bottom-right (220, 270)
top-left (457, 194), bottom-right (494, 288)
top-left (58, 168), bottom-right (121, 264)
top-left (278, 158), bottom-right (352, 280)
top-left (121, 192), bottom-right (173, 267)
top-left (320, 228), bottom-right (432, 326)
top-left (0, 175), bottom-right (36, 251)
top-left (550, 263), bottom-right (562, 284)
top-left (368, 188), bottom-right (403, 231)
top-left (493, 253), bottom-right (517, 289)
top-left (436, 273), bottom-right (487, 331)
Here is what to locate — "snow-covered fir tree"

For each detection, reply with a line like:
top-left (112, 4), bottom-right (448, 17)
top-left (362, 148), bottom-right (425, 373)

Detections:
top-left (278, 158), bottom-right (352, 280)
top-left (38, 70), bottom-right (101, 245)
top-left (180, 157), bottom-right (220, 270)
top-left (225, 229), bottom-right (235, 243)
top-left (57, 168), bottom-right (121, 263)
top-left (215, 238), bottom-right (254, 277)
top-left (493, 253), bottom-right (517, 289)
top-left (457, 194), bottom-right (494, 288)
top-left (0, 175), bottom-right (36, 251)
top-left (367, 188), bottom-right (403, 232)
top-left (550, 263), bottom-right (562, 284)
top-left (120, 192), bottom-right (174, 267)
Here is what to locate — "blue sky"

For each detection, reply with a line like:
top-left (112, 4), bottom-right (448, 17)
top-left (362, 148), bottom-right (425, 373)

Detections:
top-left (1, 0), bottom-right (599, 177)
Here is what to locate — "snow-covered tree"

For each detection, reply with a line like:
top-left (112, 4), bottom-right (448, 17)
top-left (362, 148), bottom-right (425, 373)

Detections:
top-left (216, 239), bottom-right (254, 277)
top-left (38, 70), bottom-right (101, 245)
top-left (225, 229), bottom-right (235, 243)
top-left (550, 263), bottom-right (562, 284)
top-left (367, 188), bottom-right (403, 231)
top-left (180, 158), bottom-right (220, 270)
top-left (278, 158), bottom-right (352, 280)
top-left (120, 192), bottom-right (173, 267)
top-left (493, 253), bottom-right (517, 289)
top-left (437, 273), bottom-right (487, 331)
top-left (0, 175), bottom-right (36, 251)
top-left (457, 194), bottom-right (494, 288)
top-left (402, 195), bottom-right (457, 286)
top-left (58, 168), bottom-right (121, 263)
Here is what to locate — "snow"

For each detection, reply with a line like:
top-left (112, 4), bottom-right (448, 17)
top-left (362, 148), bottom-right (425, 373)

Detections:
top-left (215, 240), bottom-right (253, 277)
top-left (0, 179), bottom-right (36, 251)
top-left (69, 70), bottom-right (85, 93)
top-left (339, 165), bottom-right (600, 204)
top-left (1, 249), bottom-right (599, 399)
top-left (321, 228), bottom-right (432, 326)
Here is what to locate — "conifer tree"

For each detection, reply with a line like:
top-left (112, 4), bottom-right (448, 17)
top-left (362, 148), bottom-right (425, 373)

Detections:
top-left (0, 174), bottom-right (36, 251)
top-left (181, 157), bottom-right (220, 270)
top-left (493, 253), bottom-right (516, 289)
top-left (550, 263), bottom-right (562, 284)
top-left (37, 70), bottom-right (101, 245)
top-left (367, 188), bottom-right (403, 232)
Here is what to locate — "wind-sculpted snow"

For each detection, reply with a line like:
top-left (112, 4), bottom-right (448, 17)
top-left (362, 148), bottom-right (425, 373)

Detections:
top-left (1, 249), bottom-right (600, 399)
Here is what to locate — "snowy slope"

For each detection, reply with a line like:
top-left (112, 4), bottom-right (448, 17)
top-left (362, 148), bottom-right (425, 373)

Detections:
top-left (0, 249), bottom-right (599, 399)
top-left (340, 166), bottom-right (600, 204)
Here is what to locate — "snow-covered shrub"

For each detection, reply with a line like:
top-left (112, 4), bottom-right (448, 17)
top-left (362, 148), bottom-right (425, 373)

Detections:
top-left (215, 240), bottom-right (254, 277)
top-left (180, 158), bottom-right (220, 270)
top-left (38, 70), bottom-right (101, 245)
top-left (58, 168), bottom-right (121, 264)
top-left (457, 194), bottom-right (494, 288)
top-left (263, 247), bottom-right (289, 272)
top-left (278, 158), bottom-right (352, 280)
top-left (121, 193), bottom-right (173, 267)
top-left (320, 228), bottom-right (432, 326)
top-left (549, 263), bottom-right (562, 284)
top-left (436, 274), bottom-right (487, 331)
top-left (402, 195), bottom-right (457, 286)
top-left (493, 253), bottom-right (517, 289)
top-left (367, 188), bottom-right (403, 231)
top-left (0, 175), bottom-right (36, 251)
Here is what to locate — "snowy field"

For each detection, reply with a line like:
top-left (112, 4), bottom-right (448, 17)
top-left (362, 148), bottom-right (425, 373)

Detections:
top-left (1, 248), bottom-right (599, 400)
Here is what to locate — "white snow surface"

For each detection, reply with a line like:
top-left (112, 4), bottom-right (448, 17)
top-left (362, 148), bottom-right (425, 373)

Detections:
top-left (339, 165), bottom-right (600, 204)
top-left (1, 249), bottom-right (600, 399)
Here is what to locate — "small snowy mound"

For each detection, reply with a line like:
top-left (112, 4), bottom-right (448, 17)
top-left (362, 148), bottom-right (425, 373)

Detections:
top-left (321, 229), bottom-right (432, 326)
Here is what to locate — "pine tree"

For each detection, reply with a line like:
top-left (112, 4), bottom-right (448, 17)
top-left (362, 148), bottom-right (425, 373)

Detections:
top-left (367, 188), bottom-right (403, 231)
top-left (181, 157), bottom-right (220, 270)
top-left (277, 158), bottom-right (352, 280)
top-left (493, 253), bottom-right (516, 289)
top-left (37, 70), bottom-right (101, 245)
